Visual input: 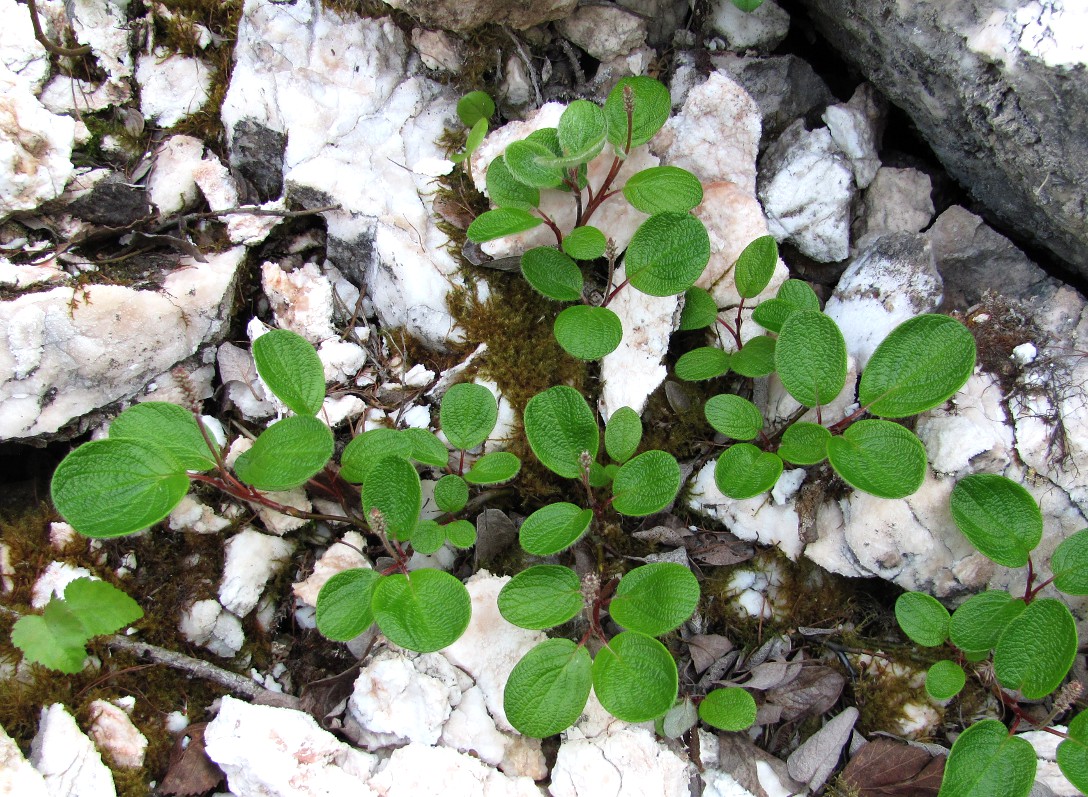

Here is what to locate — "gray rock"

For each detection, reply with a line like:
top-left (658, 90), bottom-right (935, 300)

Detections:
top-left (854, 166), bottom-right (934, 252)
top-left (706, 0), bottom-right (791, 52)
top-left (713, 53), bottom-right (835, 141)
top-left (228, 120), bottom-right (286, 203)
top-left (556, 5), bottom-right (647, 62)
top-left (822, 83), bottom-right (884, 189)
top-left (379, 0), bottom-right (577, 31)
top-left (795, 0), bottom-right (1088, 279)
top-left (616, 0), bottom-right (688, 49)
top-left (66, 173), bottom-right (150, 227)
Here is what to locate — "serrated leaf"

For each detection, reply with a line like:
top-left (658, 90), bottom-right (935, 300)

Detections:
top-left (252, 329), bottom-right (326, 416)
top-left (523, 385), bottom-right (599, 479)
top-left (234, 415), bottom-right (333, 491)
top-left (704, 394), bottom-right (763, 441)
top-left (441, 382), bottom-right (499, 451)
top-left (498, 565), bottom-right (583, 630)
top-left (504, 639), bottom-right (592, 738)
top-left (777, 422), bottom-right (831, 465)
top-left (675, 347), bottom-right (730, 381)
top-left (521, 247), bottom-right (584, 302)
top-left (466, 208), bottom-right (543, 242)
top-left (939, 719), bottom-right (1036, 797)
top-left (730, 335), bottom-right (777, 377)
top-left (554, 305), bottom-right (622, 361)
top-left (11, 605), bottom-right (88, 673)
top-left (926, 660), bottom-right (965, 700)
top-left (363, 455), bottom-right (422, 541)
top-left (734, 235), bottom-right (779, 299)
top-left (625, 212), bottom-right (711, 297)
top-left (51, 438), bottom-right (190, 538)
top-left (486, 156), bottom-right (539, 211)
top-left (457, 91), bottom-right (494, 126)
top-left (827, 420), bottom-right (926, 499)
top-left (592, 631), bottom-right (678, 723)
top-left (402, 428), bottom-right (449, 468)
top-left (622, 166), bottom-right (703, 214)
top-left (994, 597), bottom-right (1077, 699)
top-left (504, 139), bottom-right (566, 188)
top-left (109, 402), bottom-right (217, 472)
top-left (860, 315), bottom-right (977, 418)
top-left (714, 444), bottom-right (783, 500)
top-left (519, 502), bottom-right (594, 555)
top-left (895, 592), bottom-right (950, 647)
top-left (340, 428), bottom-right (414, 483)
top-left (412, 519), bottom-right (446, 555)
top-left (604, 76), bottom-right (671, 151)
top-left (444, 519), bottom-right (477, 548)
top-left (699, 687), bottom-right (757, 732)
top-left (609, 562), bottom-right (698, 636)
top-left (464, 451), bottom-right (521, 485)
top-left (1053, 529), bottom-right (1088, 595)
top-left (557, 99), bottom-right (607, 165)
top-left (605, 406), bottom-right (642, 464)
top-left (949, 474), bottom-right (1042, 568)
top-left (776, 310), bottom-right (847, 408)
top-left (679, 286), bottom-right (718, 331)
top-left (562, 226), bottom-right (606, 260)
top-left (949, 591), bottom-right (1026, 655)
top-left (371, 569), bottom-right (470, 653)
top-left (612, 450), bottom-right (681, 516)
top-left (1057, 711), bottom-right (1088, 794)
top-left (63, 578), bottom-right (142, 638)
top-left (315, 568), bottom-right (380, 641)
top-left (434, 474), bottom-right (469, 513)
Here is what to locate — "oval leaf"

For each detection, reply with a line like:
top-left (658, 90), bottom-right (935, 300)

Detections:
top-left (504, 139), bottom-right (566, 188)
top-left (402, 427), bottom-right (450, 468)
top-left (699, 687), bottom-right (757, 732)
top-left (412, 519), bottom-right (445, 555)
top-left (940, 719), bottom-right (1036, 797)
top-left (464, 451), bottom-right (521, 485)
top-left (252, 329), bottom-right (326, 416)
top-left (562, 226), bottom-right (606, 260)
top-left (729, 335), bottom-right (777, 378)
top-left (776, 310), bottom-right (847, 408)
top-left (554, 305), bottom-right (622, 361)
top-left (498, 565), bottom-right (583, 630)
top-left (466, 208), bottom-right (543, 243)
top-left (679, 286), bottom-right (718, 331)
top-left (521, 247), bottom-right (584, 302)
top-left (504, 639), bottom-right (592, 738)
top-left (441, 382), bottom-right (499, 451)
top-left (609, 562), bottom-right (699, 636)
top-left (926, 660), bottom-right (966, 701)
top-left (523, 385), bottom-right (599, 479)
top-left (895, 591), bottom-right (950, 647)
top-left (519, 502), bottom-right (594, 556)
top-left (949, 474), bottom-right (1042, 568)
top-left (949, 591), bottom-right (1027, 655)
top-left (734, 235), bottom-right (778, 300)
top-left (777, 422), bottom-right (831, 466)
top-left (713, 444), bottom-right (783, 500)
top-left (234, 415), bottom-right (334, 491)
top-left (315, 568), bottom-right (380, 641)
top-left (340, 428), bottom-right (414, 483)
top-left (622, 166), bottom-right (703, 214)
top-left (1052, 529), bottom-right (1088, 596)
top-left (1057, 711), bottom-right (1088, 795)
top-left (675, 347), bottom-right (730, 381)
top-left (371, 569), bottom-right (470, 653)
top-left (592, 631), bottom-right (678, 723)
top-left (605, 406), bottom-right (642, 464)
top-left (109, 402), bottom-right (217, 472)
top-left (704, 394), bottom-right (763, 441)
top-left (457, 91), bottom-right (494, 126)
top-left (604, 76), bottom-right (670, 150)
top-left (434, 474), bottom-right (469, 513)
top-left (625, 212), bottom-right (711, 297)
top-left (826, 420), bottom-right (926, 499)
top-left (557, 99), bottom-right (607, 164)
top-left (362, 455), bottom-right (422, 541)
top-left (994, 597), bottom-right (1077, 699)
top-left (444, 518), bottom-right (477, 548)
top-left (612, 450), bottom-right (681, 516)
top-left (486, 156), bottom-right (539, 211)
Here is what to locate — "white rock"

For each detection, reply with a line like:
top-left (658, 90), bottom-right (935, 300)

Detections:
top-left (163, 711), bottom-right (189, 734)
top-left (501, 54), bottom-right (533, 107)
top-left (87, 700), bottom-right (147, 768)
top-left (0, 543), bottom-right (13, 593)
top-left (292, 532), bottom-right (371, 607)
top-left (255, 488), bottom-right (312, 535)
top-left (702, 770), bottom-right (757, 797)
top-left (1012, 342), bottom-right (1037, 365)
top-left (68, 0), bottom-right (133, 84)
top-left (1, 722), bottom-right (49, 795)
top-left (411, 28), bottom-right (463, 72)
top-left (321, 394), bottom-right (367, 428)
top-left (707, 0), bottom-right (790, 52)
top-left (822, 84), bottom-right (883, 189)
top-left (440, 685), bottom-right (517, 770)
top-left (367, 743), bottom-right (542, 797)
top-left (556, 5), bottom-right (647, 61)
top-left (319, 338), bottom-right (367, 383)
top-left (147, 135), bottom-right (205, 215)
top-left (219, 528), bottom-right (295, 616)
top-left (0, 0), bottom-right (49, 90)
top-left (854, 167), bottom-right (934, 251)
top-left (39, 75), bottom-right (130, 115)
top-left (192, 155), bottom-right (283, 245)
top-left (168, 495), bottom-right (232, 534)
top-left (263, 261), bottom-right (338, 343)
top-left (204, 696), bottom-right (379, 796)
top-left (30, 704), bottom-right (116, 797)
top-left (0, 257), bottom-right (67, 289)
top-left (402, 363), bottom-right (435, 388)
top-left (136, 50), bottom-right (212, 127)
top-left (550, 725), bottom-right (693, 797)
top-left (178, 599), bottom-right (245, 657)
top-left (49, 522), bottom-right (78, 549)
top-left (31, 561), bottom-right (94, 608)
top-left (915, 371), bottom-right (1015, 476)
top-left (1020, 725), bottom-right (1081, 797)
top-left (759, 120), bottom-right (855, 262)
top-left (0, 62), bottom-right (76, 217)
top-left (400, 403), bottom-right (432, 430)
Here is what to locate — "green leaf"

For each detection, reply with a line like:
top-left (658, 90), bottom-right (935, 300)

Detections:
top-left (895, 592), bottom-right (950, 647)
top-left (734, 235), bottom-right (779, 300)
top-left (675, 347), bottom-right (730, 381)
top-left (1057, 711), bottom-right (1088, 794)
top-left (592, 631), bottom-right (678, 723)
top-left (504, 639), bottom-right (592, 738)
top-left (622, 166), bottom-right (703, 214)
top-left (63, 578), bottom-right (142, 638)
top-left (699, 687), bottom-right (757, 732)
top-left (729, 335), bottom-right (777, 377)
top-left (751, 279), bottom-right (820, 333)
top-left (457, 91), bottom-right (495, 126)
top-left (777, 278), bottom-right (821, 310)
top-left (504, 139), bottom-right (566, 188)
top-left (949, 591), bottom-right (1026, 656)
top-left (315, 568), bottom-right (380, 641)
top-left (464, 451), bottom-right (521, 485)
top-left (521, 247), bottom-right (584, 302)
top-left (625, 213), bottom-right (712, 297)
top-left (486, 156), bottom-right (539, 211)
top-left (1050, 528), bottom-right (1088, 595)
top-left (412, 519), bottom-right (446, 555)
top-left (591, 461), bottom-right (614, 487)
top-left (860, 314), bottom-right (977, 418)
top-left (554, 305), bottom-right (623, 361)
top-left (562, 226), bottom-right (606, 260)
top-left (714, 444), bottom-right (782, 500)
top-left (777, 422), bottom-right (831, 465)
top-left (679, 287), bottom-right (718, 331)
top-left (994, 597), bottom-right (1077, 699)
top-left (363, 455), bottom-right (423, 541)
top-left (11, 604), bottom-right (89, 673)
top-left (704, 394), bottom-right (763, 441)
top-left (51, 438), bottom-right (190, 538)
top-left (444, 519), bottom-right (477, 548)
top-left (605, 406), bottom-right (642, 464)
top-left (466, 208), bottom-right (543, 243)
top-left (776, 310), bottom-right (847, 408)
top-left (519, 502), bottom-right (594, 556)
top-left (557, 99), bottom-right (608, 165)
top-left (612, 450), bottom-right (681, 516)
top-left (498, 565), bottom-right (583, 630)
top-left (604, 76), bottom-right (671, 151)
top-left (926, 660), bottom-right (966, 700)
top-left (523, 385), bottom-right (600, 479)
top-left (402, 428), bottom-right (450, 468)
top-left (235, 415), bottom-right (333, 491)
top-left (434, 474), bottom-right (469, 513)
top-left (826, 420), bottom-right (926, 499)
top-left (340, 428), bottom-right (414, 483)
top-left (939, 719), bottom-right (1036, 797)
top-left (441, 382), bottom-right (499, 451)
top-left (609, 562), bottom-right (699, 636)
top-left (371, 569), bottom-right (471, 653)
top-left (109, 402), bottom-right (217, 472)
top-left (252, 329), bottom-right (326, 416)
top-left (731, 0), bottom-right (765, 11)
top-left (464, 117), bottom-right (488, 155)
top-left (949, 474), bottom-right (1042, 568)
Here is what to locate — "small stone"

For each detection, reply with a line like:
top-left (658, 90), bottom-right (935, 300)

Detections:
top-left (556, 5), bottom-right (647, 61)
top-left (411, 28), bottom-right (463, 72)
top-left (713, 53), bottom-right (834, 140)
top-left (262, 261), bottom-right (338, 343)
top-left (87, 700), bottom-right (148, 769)
top-left (319, 339), bottom-right (367, 382)
top-left (219, 529), bottom-right (295, 616)
top-left (179, 599), bottom-right (245, 657)
top-left (292, 532), bottom-right (371, 608)
top-left (854, 166), bottom-right (934, 251)
top-left (0, 722), bottom-right (49, 797)
top-left (136, 50), bottom-right (211, 127)
top-left (255, 488), bottom-right (312, 535)
top-left (31, 561), bottom-right (94, 609)
top-left (368, 743), bottom-right (541, 795)
top-left (30, 704), bottom-right (116, 797)
top-left (1012, 342), bottom-right (1037, 365)
top-left (147, 135), bottom-right (205, 215)
top-left (550, 725), bottom-right (693, 797)
top-left (49, 522), bottom-right (78, 549)
top-left (822, 84), bottom-right (884, 189)
top-left (168, 495), bottom-right (232, 534)
top-left (707, 0), bottom-right (790, 52)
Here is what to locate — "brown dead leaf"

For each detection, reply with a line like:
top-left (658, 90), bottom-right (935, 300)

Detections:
top-left (685, 536), bottom-right (755, 566)
top-left (687, 634), bottom-right (734, 675)
top-left (765, 664), bottom-right (844, 722)
top-left (158, 723), bottom-right (224, 796)
top-left (839, 738), bottom-right (945, 796)
top-left (298, 660), bottom-right (364, 727)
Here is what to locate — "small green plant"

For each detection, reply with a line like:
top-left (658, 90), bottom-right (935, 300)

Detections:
top-left (894, 474), bottom-right (1088, 797)
top-left (450, 91), bottom-right (495, 179)
top-left (12, 578), bottom-right (143, 673)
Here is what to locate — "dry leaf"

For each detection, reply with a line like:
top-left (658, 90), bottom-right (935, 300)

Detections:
top-left (475, 509), bottom-right (517, 568)
top-left (787, 707), bottom-right (859, 791)
top-left (688, 634), bottom-right (734, 675)
top-left (839, 738), bottom-right (945, 796)
top-left (158, 723), bottom-right (224, 796)
top-left (298, 660), bottom-right (364, 727)
top-left (685, 537), bottom-right (755, 566)
top-left (765, 665), bottom-right (844, 722)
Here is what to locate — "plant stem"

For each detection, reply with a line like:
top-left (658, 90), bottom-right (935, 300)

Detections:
top-left (602, 277), bottom-right (630, 307)
top-left (26, 0), bottom-right (92, 57)
top-left (716, 315), bottom-right (743, 350)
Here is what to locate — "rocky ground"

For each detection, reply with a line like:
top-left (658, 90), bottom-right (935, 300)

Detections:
top-left (2, 0), bottom-right (1088, 795)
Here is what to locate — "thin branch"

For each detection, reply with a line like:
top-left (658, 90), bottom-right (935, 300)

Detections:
top-left (26, 0), bottom-right (92, 58)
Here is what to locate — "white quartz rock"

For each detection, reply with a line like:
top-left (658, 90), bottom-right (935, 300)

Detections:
top-left (916, 371), bottom-right (1015, 476)
top-left (292, 532), bottom-right (371, 607)
top-left (854, 167), bottom-right (934, 252)
top-left (30, 704), bottom-right (116, 797)
top-left (0, 0), bottom-right (49, 90)
top-left (556, 5), bottom-right (647, 61)
top-left (822, 84), bottom-right (884, 189)
top-left (179, 599), bottom-right (245, 657)
top-left (1, 722), bottom-right (49, 796)
top-left (550, 725), bottom-right (693, 797)
top-left (707, 0), bottom-right (790, 52)
top-left (136, 50), bottom-right (211, 127)
top-left (319, 338), bottom-right (367, 382)
top-left (367, 743), bottom-right (542, 797)
top-left (147, 135), bottom-right (205, 215)
top-left (411, 28), bottom-right (463, 72)
top-left (0, 257), bottom-right (67, 289)
top-left (1019, 726), bottom-right (1081, 797)
top-left (168, 495), bottom-right (232, 534)
top-left (87, 700), bottom-right (147, 768)
top-left (262, 261), bottom-right (337, 343)
top-left (192, 155), bottom-right (283, 245)
top-left (255, 488), bottom-right (312, 535)
top-left (219, 528), bottom-right (295, 616)
top-left (204, 696), bottom-right (379, 796)
top-left (67, 0), bottom-right (133, 83)
top-left (31, 561), bottom-right (94, 608)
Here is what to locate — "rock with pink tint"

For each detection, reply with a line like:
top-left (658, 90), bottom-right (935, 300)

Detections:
top-left (87, 700), bottom-right (147, 768)
top-left (292, 532), bottom-right (371, 608)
